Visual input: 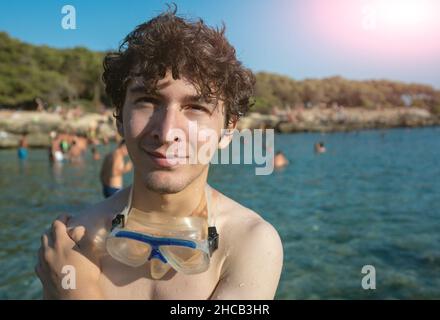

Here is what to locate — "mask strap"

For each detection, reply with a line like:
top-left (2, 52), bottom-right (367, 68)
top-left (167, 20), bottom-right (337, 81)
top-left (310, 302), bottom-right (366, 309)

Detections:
top-left (111, 185), bottom-right (133, 230)
top-left (205, 184), bottom-right (216, 227)
top-left (112, 184), bottom-right (216, 230)
top-left (206, 184), bottom-right (219, 255)
top-left (124, 184), bottom-right (134, 222)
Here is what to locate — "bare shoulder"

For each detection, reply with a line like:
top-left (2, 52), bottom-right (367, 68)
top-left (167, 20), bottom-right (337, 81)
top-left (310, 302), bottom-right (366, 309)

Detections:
top-left (69, 187), bottom-right (129, 227)
top-left (67, 188), bottom-right (130, 251)
top-left (209, 189), bottom-right (283, 299)
top-left (214, 189), bottom-right (283, 259)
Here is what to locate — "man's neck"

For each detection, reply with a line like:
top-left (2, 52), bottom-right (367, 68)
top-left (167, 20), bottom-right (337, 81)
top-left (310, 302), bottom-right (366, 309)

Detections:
top-left (130, 168), bottom-right (209, 217)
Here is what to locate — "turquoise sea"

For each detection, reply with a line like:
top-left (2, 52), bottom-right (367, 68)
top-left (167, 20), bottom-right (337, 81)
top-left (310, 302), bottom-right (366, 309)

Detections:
top-left (0, 127), bottom-right (439, 299)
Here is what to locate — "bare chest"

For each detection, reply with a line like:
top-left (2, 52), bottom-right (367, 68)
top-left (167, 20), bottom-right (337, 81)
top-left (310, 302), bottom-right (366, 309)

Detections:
top-left (98, 255), bottom-right (221, 299)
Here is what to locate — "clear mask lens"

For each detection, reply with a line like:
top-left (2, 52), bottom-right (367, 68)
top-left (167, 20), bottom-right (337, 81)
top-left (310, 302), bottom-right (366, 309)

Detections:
top-left (106, 185), bottom-right (216, 279)
top-left (106, 236), bottom-right (151, 267)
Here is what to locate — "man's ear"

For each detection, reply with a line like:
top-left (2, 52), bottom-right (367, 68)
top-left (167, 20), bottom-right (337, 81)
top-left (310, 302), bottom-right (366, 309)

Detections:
top-left (218, 116), bottom-right (238, 149)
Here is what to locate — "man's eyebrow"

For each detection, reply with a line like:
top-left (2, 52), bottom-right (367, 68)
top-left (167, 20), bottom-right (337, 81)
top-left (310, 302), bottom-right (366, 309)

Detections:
top-left (128, 79), bottom-right (172, 94)
top-left (128, 85), bottom-right (156, 95)
top-left (182, 94), bottom-right (215, 105)
top-left (129, 86), bottom-right (215, 106)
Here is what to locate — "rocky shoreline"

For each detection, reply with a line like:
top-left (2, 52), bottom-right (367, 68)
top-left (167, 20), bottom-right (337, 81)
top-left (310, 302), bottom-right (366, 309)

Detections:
top-left (237, 107), bottom-right (440, 133)
top-left (1, 107), bottom-right (439, 148)
top-left (0, 110), bottom-right (116, 148)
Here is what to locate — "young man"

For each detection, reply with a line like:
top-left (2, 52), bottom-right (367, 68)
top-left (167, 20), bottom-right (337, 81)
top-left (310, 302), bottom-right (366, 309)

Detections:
top-left (100, 140), bottom-right (133, 198)
top-left (35, 9), bottom-right (283, 300)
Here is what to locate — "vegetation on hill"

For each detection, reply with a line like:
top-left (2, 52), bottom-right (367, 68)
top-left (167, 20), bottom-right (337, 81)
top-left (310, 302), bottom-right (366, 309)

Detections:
top-left (1, 32), bottom-right (439, 114)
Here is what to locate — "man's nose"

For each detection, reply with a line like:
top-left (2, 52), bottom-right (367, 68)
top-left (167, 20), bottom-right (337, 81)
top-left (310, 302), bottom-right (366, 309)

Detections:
top-left (152, 106), bottom-right (182, 144)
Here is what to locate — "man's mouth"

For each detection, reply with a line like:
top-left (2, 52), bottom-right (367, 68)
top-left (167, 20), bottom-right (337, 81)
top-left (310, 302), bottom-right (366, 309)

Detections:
top-left (145, 149), bottom-right (188, 168)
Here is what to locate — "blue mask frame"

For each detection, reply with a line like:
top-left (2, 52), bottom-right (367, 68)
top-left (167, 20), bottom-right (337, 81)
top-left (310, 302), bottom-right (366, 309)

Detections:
top-left (114, 229), bottom-right (198, 263)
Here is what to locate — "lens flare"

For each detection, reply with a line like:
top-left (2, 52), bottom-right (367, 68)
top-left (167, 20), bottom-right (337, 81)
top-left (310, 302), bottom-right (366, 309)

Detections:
top-left (299, 0), bottom-right (440, 62)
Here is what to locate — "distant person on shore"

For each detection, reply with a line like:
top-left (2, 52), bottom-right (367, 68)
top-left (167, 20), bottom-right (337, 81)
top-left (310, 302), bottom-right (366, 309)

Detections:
top-left (274, 150), bottom-right (289, 169)
top-left (91, 146), bottom-right (101, 161)
top-left (314, 142), bottom-right (326, 154)
top-left (17, 133), bottom-right (28, 160)
top-left (99, 140), bottom-right (132, 198)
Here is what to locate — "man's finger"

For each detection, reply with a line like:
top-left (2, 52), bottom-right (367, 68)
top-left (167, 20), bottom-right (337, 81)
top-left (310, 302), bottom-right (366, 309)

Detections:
top-left (56, 214), bottom-right (71, 225)
top-left (51, 219), bottom-right (66, 242)
top-left (40, 233), bottom-right (48, 248)
top-left (34, 262), bottom-right (42, 279)
top-left (68, 226), bottom-right (86, 247)
top-left (38, 246), bottom-right (43, 260)
top-left (52, 219), bottom-right (75, 249)
top-left (38, 242), bottom-right (51, 267)
top-left (38, 245), bottom-right (48, 263)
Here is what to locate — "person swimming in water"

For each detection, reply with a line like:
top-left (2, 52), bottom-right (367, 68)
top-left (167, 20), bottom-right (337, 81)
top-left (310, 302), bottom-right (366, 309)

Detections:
top-left (274, 150), bottom-right (289, 169)
top-left (314, 141), bottom-right (326, 154)
top-left (36, 7), bottom-right (283, 300)
top-left (91, 146), bottom-right (101, 161)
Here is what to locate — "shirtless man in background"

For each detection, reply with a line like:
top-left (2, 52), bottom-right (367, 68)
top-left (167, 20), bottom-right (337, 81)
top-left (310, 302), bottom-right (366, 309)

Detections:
top-left (100, 140), bottom-right (133, 198)
top-left (17, 132), bottom-right (29, 159)
top-left (35, 8), bottom-right (283, 300)
top-left (68, 138), bottom-right (84, 163)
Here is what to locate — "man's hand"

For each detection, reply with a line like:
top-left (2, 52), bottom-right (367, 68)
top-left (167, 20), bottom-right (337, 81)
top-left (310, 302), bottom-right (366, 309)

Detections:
top-left (35, 215), bottom-right (103, 300)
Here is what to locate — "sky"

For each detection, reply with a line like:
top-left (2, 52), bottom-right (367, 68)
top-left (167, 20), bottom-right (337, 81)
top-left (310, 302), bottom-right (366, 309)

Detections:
top-left (1, 0), bottom-right (439, 88)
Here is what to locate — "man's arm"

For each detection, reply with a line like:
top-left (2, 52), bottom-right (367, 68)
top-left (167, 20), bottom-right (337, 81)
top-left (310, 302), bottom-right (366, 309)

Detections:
top-left (210, 221), bottom-right (283, 300)
top-left (114, 157), bottom-right (132, 176)
top-left (123, 160), bottom-right (133, 173)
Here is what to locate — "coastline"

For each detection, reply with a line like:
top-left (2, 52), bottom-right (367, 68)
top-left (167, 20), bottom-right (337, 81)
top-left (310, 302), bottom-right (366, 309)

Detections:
top-left (0, 110), bottom-right (117, 148)
top-left (237, 107), bottom-right (440, 133)
top-left (1, 107), bottom-right (439, 148)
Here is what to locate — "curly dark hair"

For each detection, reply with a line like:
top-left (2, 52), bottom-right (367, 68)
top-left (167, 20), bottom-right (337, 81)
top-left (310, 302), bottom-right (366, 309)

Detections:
top-left (102, 6), bottom-right (255, 127)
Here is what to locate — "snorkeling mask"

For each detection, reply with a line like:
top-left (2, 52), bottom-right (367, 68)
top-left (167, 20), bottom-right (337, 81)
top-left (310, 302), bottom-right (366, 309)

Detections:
top-left (106, 184), bottom-right (219, 279)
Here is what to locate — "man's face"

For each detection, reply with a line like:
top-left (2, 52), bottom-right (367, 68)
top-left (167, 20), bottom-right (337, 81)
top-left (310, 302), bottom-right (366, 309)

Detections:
top-left (121, 70), bottom-right (227, 194)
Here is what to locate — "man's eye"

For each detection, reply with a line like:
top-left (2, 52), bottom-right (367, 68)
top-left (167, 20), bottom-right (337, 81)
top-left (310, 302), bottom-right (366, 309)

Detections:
top-left (186, 105), bottom-right (209, 113)
top-left (135, 97), bottom-right (159, 105)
